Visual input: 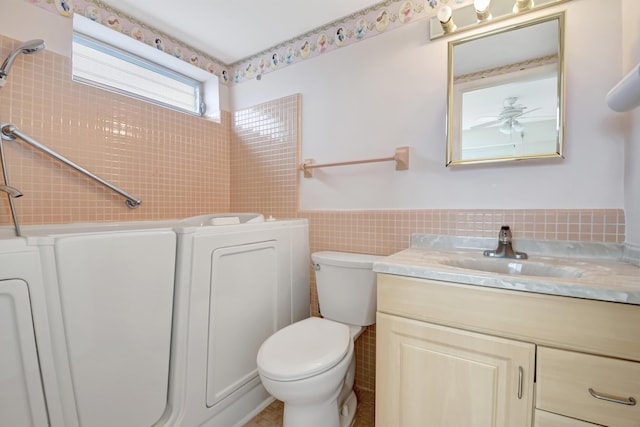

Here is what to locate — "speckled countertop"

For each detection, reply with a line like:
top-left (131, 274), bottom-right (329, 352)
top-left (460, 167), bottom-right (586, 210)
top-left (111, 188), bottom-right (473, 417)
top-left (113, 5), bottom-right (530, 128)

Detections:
top-left (373, 235), bottom-right (640, 305)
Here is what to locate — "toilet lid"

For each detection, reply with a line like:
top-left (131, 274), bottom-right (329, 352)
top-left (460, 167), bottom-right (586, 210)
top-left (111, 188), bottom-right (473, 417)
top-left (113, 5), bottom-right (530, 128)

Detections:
top-left (257, 317), bottom-right (351, 381)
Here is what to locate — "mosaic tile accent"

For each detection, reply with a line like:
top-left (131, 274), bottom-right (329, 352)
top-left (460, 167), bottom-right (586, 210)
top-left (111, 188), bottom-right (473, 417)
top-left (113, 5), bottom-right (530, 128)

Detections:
top-left (230, 94), bottom-right (300, 219)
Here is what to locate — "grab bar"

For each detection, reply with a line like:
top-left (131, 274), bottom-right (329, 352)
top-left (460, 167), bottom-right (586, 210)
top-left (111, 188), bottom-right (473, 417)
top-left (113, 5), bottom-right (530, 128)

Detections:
top-left (300, 146), bottom-right (409, 178)
top-left (1, 123), bottom-right (141, 209)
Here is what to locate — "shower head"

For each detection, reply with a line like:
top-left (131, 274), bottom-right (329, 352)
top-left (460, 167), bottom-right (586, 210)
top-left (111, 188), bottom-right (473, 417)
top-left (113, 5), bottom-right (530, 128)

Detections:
top-left (0, 39), bottom-right (46, 86)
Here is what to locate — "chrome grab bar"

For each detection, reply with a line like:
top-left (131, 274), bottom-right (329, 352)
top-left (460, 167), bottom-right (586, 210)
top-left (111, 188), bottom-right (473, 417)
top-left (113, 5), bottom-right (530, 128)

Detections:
top-left (1, 123), bottom-right (141, 209)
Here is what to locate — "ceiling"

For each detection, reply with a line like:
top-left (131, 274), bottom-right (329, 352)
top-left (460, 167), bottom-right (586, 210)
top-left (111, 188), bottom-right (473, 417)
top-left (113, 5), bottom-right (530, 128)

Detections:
top-left (101, 0), bottom-right (385, 65)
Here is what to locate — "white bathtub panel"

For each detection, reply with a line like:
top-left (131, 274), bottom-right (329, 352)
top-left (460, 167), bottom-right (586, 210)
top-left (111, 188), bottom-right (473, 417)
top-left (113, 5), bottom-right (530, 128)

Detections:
top-left (0, 280), bottom-right (49, 427)
top-left (206, 241), bottom-right (280, 407)
top-left (53, 231), bottom-right (176, 427)
top-left (162, 220), bottom-right (306, 427)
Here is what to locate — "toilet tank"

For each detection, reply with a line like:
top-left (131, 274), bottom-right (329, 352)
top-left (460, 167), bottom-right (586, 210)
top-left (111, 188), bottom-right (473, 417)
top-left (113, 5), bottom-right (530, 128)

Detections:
top-left (311, 251), bottom-right (384, 327)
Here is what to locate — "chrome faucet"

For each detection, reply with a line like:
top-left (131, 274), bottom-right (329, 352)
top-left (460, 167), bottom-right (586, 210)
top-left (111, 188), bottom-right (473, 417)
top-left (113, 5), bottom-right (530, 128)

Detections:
top-left (484, 225), bottom-right (527, 259)
top-left (0, 184), bottom-right (22, 198)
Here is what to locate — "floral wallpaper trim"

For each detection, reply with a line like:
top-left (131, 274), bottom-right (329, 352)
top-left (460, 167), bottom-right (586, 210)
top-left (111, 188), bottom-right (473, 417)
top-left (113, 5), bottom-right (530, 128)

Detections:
top-left (24, 0), bottom-right (475, 85)
top-left (26, 0), bottom-right (227, 81)
top-left (230, 0), bottom-right (474, 84)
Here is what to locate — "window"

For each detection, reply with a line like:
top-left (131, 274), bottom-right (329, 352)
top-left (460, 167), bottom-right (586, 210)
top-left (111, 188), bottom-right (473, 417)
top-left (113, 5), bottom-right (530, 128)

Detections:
top-left (72, 14), bottom-right (219, 121)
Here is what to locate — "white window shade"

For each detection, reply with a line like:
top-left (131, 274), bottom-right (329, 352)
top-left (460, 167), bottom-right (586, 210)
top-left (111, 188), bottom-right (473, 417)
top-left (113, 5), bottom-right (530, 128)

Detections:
top-left (72, 14), bottom-right (219, 121)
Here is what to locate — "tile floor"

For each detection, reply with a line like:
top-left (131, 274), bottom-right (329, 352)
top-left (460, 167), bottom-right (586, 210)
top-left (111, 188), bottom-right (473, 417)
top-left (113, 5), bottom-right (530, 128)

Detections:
top-left (244, 389), bottom-right (375, 427)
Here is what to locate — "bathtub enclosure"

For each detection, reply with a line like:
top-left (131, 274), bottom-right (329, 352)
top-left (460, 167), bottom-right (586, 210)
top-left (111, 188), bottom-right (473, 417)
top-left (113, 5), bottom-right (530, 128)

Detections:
top-left (0, 214), bottom-right (309, 427)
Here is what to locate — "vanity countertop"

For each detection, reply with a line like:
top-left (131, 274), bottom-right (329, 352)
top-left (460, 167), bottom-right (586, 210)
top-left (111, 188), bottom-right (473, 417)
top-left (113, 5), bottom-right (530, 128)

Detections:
top-left (373, 235), bottom-right (640, 305)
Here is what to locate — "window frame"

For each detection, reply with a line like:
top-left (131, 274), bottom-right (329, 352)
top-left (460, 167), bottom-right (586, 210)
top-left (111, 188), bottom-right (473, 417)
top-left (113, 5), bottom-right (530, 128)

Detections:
top-left (72, 14), bottom-right (219, 121)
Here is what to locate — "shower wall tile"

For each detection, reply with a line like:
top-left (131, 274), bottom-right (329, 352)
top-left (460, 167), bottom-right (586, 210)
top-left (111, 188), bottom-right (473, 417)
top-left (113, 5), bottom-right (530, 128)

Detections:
top-left (230, 94), bottom-right (300, 219)
top-left (0, 35), bottom-right (230, 226)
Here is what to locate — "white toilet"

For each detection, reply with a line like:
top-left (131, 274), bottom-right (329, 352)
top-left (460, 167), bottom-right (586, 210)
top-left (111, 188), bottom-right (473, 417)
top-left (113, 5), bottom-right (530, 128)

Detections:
top-left (257, 251), bottom-right (382, 427)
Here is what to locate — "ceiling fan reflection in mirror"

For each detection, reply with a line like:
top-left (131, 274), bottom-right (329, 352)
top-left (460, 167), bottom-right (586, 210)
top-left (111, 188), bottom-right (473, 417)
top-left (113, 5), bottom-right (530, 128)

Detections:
top-left (472, 96), bottom-right (543, 134)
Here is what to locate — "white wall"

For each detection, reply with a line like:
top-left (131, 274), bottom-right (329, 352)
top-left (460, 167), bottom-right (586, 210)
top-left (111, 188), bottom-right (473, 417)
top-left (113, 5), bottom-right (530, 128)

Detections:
top-left (4, 0), bottom-right (71, 56)
top-left (232, 0), bottom-right (626, 211)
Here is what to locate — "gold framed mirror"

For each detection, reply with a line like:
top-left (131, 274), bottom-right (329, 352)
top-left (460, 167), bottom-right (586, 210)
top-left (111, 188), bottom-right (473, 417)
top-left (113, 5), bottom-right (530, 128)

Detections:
top-left (446, 12), bottom-right (565, 166)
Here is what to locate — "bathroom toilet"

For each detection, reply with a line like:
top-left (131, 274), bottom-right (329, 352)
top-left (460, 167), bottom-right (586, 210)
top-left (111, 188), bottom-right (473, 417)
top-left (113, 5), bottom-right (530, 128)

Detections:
top-left (257, 251), bottom-right (383, 427)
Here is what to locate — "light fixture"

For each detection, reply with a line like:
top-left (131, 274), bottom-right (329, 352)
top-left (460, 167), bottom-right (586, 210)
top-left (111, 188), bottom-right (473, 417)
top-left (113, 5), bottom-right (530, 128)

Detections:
top-left (437, 6), bottom-right (456, 34)
top-left (499, 121), bottom-right (511, 134)
top-left (500, 119), bottom-right (523, 134)
top-left (513, 120), bottom-right (523, 133)
top-left (474, 0), bottom-right (492, 22)
top-left (513, 0), bottom-right (535, 13)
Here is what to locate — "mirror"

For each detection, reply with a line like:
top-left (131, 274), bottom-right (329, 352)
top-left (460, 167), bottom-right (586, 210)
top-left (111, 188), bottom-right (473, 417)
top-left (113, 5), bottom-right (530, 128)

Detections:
top-left (446, 13), bottom-right (565, 166)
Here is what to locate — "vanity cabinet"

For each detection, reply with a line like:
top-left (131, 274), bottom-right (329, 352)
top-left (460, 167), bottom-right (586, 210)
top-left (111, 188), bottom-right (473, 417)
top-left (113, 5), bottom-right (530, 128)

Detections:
top-left (377, 312), bottom-right (535, 426)
top-left (376, 273), bottom-right (640, 427)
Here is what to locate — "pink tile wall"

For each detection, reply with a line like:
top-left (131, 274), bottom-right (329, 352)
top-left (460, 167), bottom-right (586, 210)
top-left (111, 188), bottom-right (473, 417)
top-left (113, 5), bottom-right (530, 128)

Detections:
top-left (230, 96), bottom-right (626, 393)
top-left (230, 94), bottom-right (300, 218)
top-left (0, 35), bottom-right (230, 226)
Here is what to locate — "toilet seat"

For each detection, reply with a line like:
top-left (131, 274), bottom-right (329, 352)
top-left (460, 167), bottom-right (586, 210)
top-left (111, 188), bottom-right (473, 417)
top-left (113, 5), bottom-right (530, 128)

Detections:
top-left (257, 317), bottom-right (350, 381)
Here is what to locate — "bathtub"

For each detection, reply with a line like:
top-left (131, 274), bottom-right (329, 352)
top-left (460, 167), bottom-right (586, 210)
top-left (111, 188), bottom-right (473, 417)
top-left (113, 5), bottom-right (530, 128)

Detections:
top-left (21, 220), bottom-right (178, 427)
top-left (0, 214), bottom-right (309, 427)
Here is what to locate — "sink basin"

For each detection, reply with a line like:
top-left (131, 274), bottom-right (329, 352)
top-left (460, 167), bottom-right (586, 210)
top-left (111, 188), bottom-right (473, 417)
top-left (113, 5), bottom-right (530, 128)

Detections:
top-left (441, 258), bottom-right (584, 278)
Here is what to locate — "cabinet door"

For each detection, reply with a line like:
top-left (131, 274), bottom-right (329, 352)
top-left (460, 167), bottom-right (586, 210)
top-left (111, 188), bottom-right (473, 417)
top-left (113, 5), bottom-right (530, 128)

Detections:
top-left (376, 312), bottom-right (535, 427)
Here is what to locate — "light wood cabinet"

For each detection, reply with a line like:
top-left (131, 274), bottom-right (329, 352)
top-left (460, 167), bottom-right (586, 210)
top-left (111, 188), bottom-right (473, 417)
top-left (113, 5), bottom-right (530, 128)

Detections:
top-left (377, 312), bottom-right (534, 427)
top-left (534, 410), bottom-right (600, 427)
top-left (376, 273), bottom-right (640, 427)
top-left (537, 346), bottom-right (640, 427)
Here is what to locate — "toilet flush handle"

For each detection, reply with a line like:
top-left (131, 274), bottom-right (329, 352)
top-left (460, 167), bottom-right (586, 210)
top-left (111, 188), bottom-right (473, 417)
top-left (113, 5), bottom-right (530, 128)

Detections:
top-left (313, 263), bottom-right (321, 271)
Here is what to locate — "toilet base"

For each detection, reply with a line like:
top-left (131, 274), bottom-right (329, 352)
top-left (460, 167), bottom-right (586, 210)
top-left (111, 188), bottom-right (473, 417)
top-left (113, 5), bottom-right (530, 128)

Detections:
top-left (281, 389), bottom-right (358, 427)
top-left (339, 390), bottom-right (358, 427)
top-left (282, 391), bottom-right (340, 427)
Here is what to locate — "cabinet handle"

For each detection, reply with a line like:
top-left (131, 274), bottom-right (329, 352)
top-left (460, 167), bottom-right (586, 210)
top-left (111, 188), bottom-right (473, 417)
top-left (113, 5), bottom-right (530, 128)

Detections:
top-left (517, 366), bottom-right (523, 399)
top-left (588, 388), bottom-right (637, 406)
